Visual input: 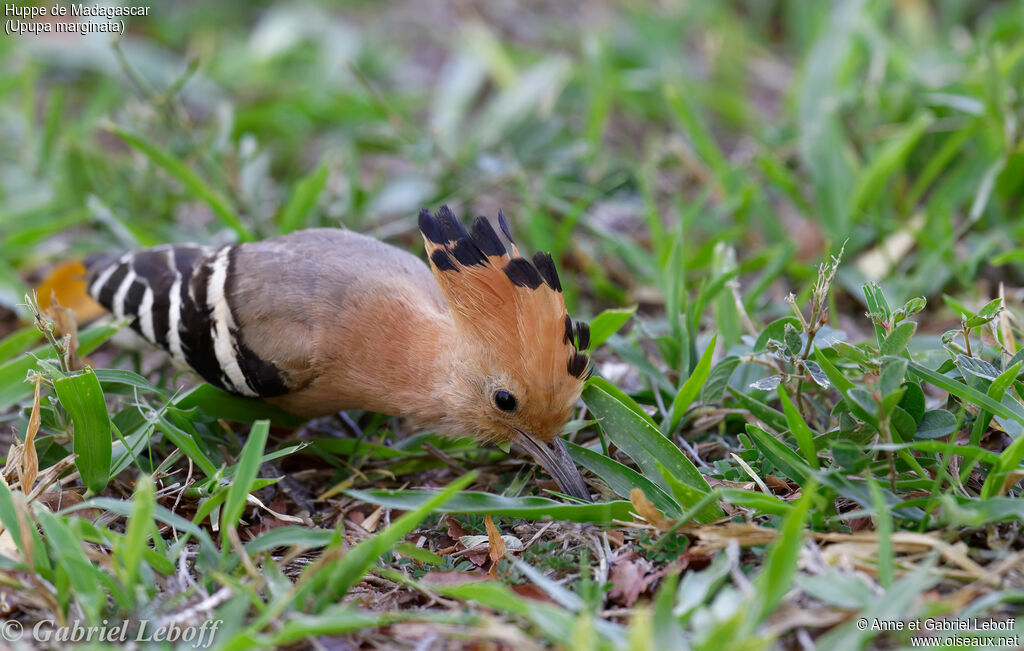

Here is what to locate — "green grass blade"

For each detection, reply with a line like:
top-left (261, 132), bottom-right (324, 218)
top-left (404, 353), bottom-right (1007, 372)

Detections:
top-left (347, 488), bottom-right (631, 524)
top-left (670, 333), bottom-right (717, 431)
top-left (908, 361), bottom-right (1024, 426)
top-left (113, 128), bottom-right (253, 241)
top-left (588, 306), bottom-right (636, 349)
top-left (221, 420), bottom-right (270, 533)
top-left (751, 480), bottom-right (815, 624)
top-left (777, 386), bottom-right (820, 469)
top-left (119, 474), bottom-right (155, 588)
top-left (278, 160), bottom-right (329, 233)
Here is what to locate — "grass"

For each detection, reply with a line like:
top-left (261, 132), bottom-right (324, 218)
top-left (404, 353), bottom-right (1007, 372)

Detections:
top-left (2, 0), bottom-right (1024, 648)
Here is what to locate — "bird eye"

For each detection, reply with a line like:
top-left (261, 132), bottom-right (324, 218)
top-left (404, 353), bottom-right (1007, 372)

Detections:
top-left (493, 390), bottom-right (517, 412)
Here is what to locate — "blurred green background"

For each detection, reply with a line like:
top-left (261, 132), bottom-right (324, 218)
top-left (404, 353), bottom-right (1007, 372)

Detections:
top-left (2, 3), bottom-right (1024, 645)
top-left (2, 0), bottom-right (1022, 336)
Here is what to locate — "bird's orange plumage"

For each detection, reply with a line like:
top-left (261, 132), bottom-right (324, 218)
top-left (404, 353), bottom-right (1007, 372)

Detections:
top-left (69, 206), bottom-right (593, 499)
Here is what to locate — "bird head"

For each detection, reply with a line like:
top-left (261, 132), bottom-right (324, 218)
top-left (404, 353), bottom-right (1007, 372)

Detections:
top-left (419, 206), bottom-right (591, 501)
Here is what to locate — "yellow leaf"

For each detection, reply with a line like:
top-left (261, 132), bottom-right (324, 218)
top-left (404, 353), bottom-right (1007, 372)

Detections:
top-left (485, 514), bottom-right (505, 576)
top-left (630, 488), bottom-right (672, 530)
top-left (36, 260), bottom-right (106, 323)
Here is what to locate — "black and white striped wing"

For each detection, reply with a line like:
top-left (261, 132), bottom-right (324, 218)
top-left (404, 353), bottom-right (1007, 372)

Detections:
top-left (87, 245), bottom-right (291, 398)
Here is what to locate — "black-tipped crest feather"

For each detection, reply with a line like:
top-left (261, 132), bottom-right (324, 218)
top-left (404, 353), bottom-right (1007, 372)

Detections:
top-left (470, 216), bottom-right (506, 257)
top-left (436, 205), bottom-right (469, 241)
top-left (567, 352), bottom-right (589, 379)
top-left (418, 208), bottom-right (444, 244)
top-left (497, 210), bottom-right (515, 244)
top-left (531, 251), bottom-right (561, 292)
top-left (430, 248), bottom-right (459, 271)
top-left (503, 258), bottom-right (543, 289)
top-left (575, 321), bottom-right (590, 350)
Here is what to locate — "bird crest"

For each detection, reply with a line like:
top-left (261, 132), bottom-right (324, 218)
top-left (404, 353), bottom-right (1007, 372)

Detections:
top-left (418, 206), bottom-right (590, 440)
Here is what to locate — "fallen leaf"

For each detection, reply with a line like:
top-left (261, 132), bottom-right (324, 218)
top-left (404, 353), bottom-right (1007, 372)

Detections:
top-left (608, 558), bottom-right (649, 607)
top-left (630, 488), bottom-right (672, 530)
top-left (445, 514), bottom-right (469, 540)
top-left (17, 374), bottom-right (41, 494)
top-left (511, 583), bottom-right (558, 604)
top-left (362, 506), bottom-right (384, 533)
top-left (458, 535), bottom-right (525, 552)
top-left (763, 475), bottom-right (792, 495)
top-left (35, 490), bottom-right (85, 513)
top-left (36, 260), bottom-right (106, 324)
top-left (485, 515), bottom-right (505, 577)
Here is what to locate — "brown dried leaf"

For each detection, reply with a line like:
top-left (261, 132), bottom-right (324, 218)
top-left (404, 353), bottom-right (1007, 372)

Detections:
top-left (608, 558), bottom-right (648, 607)
top-left (35, 490), bottom-right (85, 513)
top-left (630, 488), bottom-right (672, 530)
top-left (763, 475), bottom-right (792, 495)
top-left (445, 514), bottom-right (469, 540)
top-left (17, 374), bottom-right (41, 494)
top-left (511, 584), bottom-right (558, 604)
top-left (485, 515), bottom-right (506, 577)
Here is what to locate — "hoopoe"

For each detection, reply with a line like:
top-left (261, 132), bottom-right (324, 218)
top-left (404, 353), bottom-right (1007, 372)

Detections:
top-left (82, 207), bottom-right (592, 500)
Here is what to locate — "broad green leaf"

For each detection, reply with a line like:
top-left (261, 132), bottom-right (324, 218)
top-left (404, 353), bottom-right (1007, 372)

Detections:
top-left (880, 321), bottom-right (916, 356)
top-left (720, 488), bottom-right (793, 517)
top-left (815, 348), bottom-right (878, 428)
top-left (898, 382), bottom-right (926, 423)
top-left (93, 368), bottom-right (170, 398)
top-left (155, 413), bottom-right (218, 478)
top-left (0, 479), bottom-right (21, 555)
top-left (0, 322), bottom-right (119, 411)
top-left (701, 355), bottom-right (740, 402)
top-left (914, 409), bottom-right (956, 439)
top-left (245, 527), bottom-right (336, 554)
top-left (753, 317), bottom-right (800, 354)
top-left (745, 424), bottom-right (813, 484)
top-left (938, 496), bottom-right (1024, 527)
top-left (657, 463), bottom-right (724, 523)
top-left (174, 384), bottom-right (304, 427)
top-left (908, 361), bottom-right (1024, 427)
top-left (583, 379), bottom-right (711, 496)
top-left (53, 368), bottom-right (111, 494)
top-left (566, 441), bottom-right (681, 518)
top-left (584, 376), bottom-right (658, 428)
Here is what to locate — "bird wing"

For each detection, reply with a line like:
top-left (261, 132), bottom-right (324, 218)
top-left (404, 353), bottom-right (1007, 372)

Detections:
top-left (86, 228), bottom-right (442, 402)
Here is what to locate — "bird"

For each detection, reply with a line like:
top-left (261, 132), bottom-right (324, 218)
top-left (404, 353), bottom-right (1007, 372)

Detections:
top-left (81, 206), bottom-right (593, 500)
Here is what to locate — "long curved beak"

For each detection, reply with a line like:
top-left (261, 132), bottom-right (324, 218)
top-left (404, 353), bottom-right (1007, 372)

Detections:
top-left (513, 430), bottom-right (591, 502)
